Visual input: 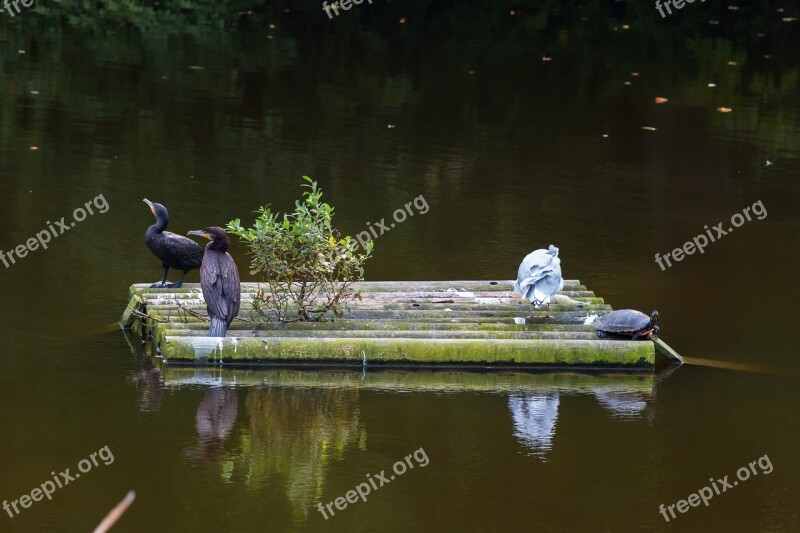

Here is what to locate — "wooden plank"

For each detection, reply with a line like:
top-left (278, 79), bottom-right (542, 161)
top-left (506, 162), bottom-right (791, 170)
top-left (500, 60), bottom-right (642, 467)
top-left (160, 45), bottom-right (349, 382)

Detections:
top-left (162, 336), bottom-right (655, 367)
top-left (159, 328), bottom-right (600, 340)
top-left (653, 338), bottom-right (684, 364)
top-left (147, 315), bottom-right (598, 328)
top-left (134, 291), bottom-right (599, 300)
top-left (143, 306), bottom-right (605, 318)
top-left (137, 297), bottom-right (604, 307)
top-left (163, 321), bottom-right (596, 331)
top-left (123, 280), bottom-right (668, 369)
top-left (131, 280), bottom-right (587, 293)
top-left (119, 294), bottom-right (142, 329)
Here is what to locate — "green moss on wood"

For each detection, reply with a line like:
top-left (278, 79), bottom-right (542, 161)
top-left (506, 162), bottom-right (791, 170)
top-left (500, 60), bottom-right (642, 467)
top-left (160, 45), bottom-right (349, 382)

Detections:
top-left (160, 328), bottom-right (599, 340)
top-left (162, 336), bottom-right (654, 367)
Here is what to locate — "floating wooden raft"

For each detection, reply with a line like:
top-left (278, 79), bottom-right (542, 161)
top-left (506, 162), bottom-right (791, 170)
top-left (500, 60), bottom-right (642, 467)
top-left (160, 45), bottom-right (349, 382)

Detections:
top-left (121, 280), bottom-right (681, 368)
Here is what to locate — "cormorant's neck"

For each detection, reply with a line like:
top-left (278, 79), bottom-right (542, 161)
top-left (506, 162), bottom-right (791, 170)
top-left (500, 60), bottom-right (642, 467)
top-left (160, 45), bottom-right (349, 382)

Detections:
top-left (150, 214), bottom-right (169, 233)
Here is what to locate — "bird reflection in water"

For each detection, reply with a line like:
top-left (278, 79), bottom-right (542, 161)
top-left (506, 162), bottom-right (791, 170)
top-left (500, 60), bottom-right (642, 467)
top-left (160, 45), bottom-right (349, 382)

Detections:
top-left (194, 387), bottom-right (239, 460)
top-left (508, 392), bottom-right (560, 459)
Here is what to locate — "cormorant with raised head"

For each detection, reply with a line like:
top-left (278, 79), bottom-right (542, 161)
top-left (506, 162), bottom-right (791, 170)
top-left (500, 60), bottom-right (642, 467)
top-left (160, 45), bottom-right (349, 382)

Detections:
top-left (187, 227), bottom-right (241, 337)
top-left (144, 199), bottom-right (204, 288)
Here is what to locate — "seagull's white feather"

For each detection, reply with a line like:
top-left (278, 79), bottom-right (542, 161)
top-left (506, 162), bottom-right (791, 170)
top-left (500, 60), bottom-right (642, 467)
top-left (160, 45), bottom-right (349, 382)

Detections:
top-left (514, 245), bottom-right (564, 307)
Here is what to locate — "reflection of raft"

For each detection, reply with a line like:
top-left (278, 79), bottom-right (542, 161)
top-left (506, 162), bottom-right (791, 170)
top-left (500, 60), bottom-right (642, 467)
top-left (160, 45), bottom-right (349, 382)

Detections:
top-left (120, 280), bottom-right (683, 368)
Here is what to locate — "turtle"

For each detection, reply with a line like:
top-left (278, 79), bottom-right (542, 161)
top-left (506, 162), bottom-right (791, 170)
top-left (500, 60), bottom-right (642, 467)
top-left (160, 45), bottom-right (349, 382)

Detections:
top-left (595, 310), bottom-right (659, 340)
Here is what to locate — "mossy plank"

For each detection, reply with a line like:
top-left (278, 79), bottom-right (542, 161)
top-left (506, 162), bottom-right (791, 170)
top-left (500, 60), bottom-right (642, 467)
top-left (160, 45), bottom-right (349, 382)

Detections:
top-left (160, 328), bottom-right (599, 340)
top-left (653, 338), bottom-right (684, 364)
top-left (131, 280), bottom-right (587, 294)
top-left (162, 336), bottom-right (654, 367)
top-left (135, 291), bottom-right (599, 301)
top-left (165, 321), bottom-right (597, 332)
top-left (138, 298), bottom-right (606, 309)
top-left (147, 314), bottom-right (595, 325)
top-left (126, 280), bottom-right (661, 369)
top-left (119, 294), bottom-right (142, 328)
top-left (143, 307), bottom-right (604, 320)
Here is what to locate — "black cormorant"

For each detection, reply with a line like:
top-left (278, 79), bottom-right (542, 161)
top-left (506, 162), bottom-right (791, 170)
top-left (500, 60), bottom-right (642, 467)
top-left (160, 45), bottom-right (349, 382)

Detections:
top-left (187, 227), bottom-right (241, 337)
top-left (144, 199), bottom-right (204, 288)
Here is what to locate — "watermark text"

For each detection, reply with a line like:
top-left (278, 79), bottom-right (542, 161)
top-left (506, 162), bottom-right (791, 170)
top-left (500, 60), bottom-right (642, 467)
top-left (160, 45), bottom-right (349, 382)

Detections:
top-left (655, 200), bottom-right (766, 271)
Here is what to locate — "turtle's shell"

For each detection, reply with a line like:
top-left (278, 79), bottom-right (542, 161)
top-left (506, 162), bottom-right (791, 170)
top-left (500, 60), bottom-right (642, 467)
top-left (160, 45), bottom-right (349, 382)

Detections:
top-left (595, 309), bottom-right (650, 334)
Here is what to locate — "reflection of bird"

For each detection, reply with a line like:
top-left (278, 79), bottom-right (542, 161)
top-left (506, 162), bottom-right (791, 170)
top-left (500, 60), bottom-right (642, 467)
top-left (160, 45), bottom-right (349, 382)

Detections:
top-left (195, 387), bottom-right (239, 460)
top-left (144, 199), bottom-right (204, 288)
top-left (508, 392), bottom-right (560, 458)
top-left (188, 227), bottom-right (241, 337)
top-left (514, 245), bottom-right (564, 318)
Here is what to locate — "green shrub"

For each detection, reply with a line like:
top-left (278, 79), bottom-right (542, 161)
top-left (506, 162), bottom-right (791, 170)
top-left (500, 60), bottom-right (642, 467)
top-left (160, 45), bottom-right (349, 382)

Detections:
top-left (227, 177), bottom-right (373, 322)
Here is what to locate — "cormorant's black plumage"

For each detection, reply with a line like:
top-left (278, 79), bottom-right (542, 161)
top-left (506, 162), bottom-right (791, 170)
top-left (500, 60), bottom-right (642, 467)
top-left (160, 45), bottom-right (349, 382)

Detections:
top-left (144, 199), bottom-right (204, 288)
top-left (187, 227), bottom-right (241, 337)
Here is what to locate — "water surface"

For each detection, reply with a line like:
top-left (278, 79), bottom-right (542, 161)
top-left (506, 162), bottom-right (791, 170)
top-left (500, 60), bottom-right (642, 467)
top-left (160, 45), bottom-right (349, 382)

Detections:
top-left (1, 4), bottom-right (799, 532)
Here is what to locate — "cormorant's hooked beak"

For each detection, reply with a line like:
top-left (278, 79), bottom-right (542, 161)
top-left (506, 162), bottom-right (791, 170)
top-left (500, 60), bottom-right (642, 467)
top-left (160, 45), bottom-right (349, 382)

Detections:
top-left (143, 198), bottom-right (155, 215)
top-left (187, 230), bottom-right (211, 240)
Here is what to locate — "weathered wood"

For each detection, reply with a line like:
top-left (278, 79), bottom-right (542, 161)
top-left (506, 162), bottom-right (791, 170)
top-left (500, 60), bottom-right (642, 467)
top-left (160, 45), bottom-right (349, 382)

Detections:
top-left (136, 291), bottom-right (599, 301)
top-left (138, 298), bottom-right (605, 308)
top-left (122, 281), bottom-right (669, 369)
top-left (119, 294), bottom-right (142, 329)
top-left (162, 336), bottom-right (655, 367)
top-left (160, 321), bottom-right (596, 332)
top-left (132, 280), bottom-right (587, 294)
top-left (653, 338), bottom-right (684, 364)
top-left (146, 306), bottom-right (606, 319)
top-left (150, 314), bottom-right (593, 325)
top-left (159, 328), bottom-right (600, 340)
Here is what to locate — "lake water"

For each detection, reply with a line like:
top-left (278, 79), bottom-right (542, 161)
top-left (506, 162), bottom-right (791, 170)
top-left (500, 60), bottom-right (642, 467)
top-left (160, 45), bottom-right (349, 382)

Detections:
top-left (1, 4), bottom-right (799, 532)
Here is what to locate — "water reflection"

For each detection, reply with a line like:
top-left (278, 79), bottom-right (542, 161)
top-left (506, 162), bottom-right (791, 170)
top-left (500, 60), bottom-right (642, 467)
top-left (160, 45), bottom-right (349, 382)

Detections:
top-left (592, 387), bottom-right (650, 419)
top-left (127, 356), bottom-right (164, 413)
top-left (228, 386), bottom-right (366, 522)
top-left (140, 367), bottom-right (661, 470)
top-left (508, 392), bottom-right (560, 459)
top-left (194, 387), bottom-right (239, 461)
top-left (507, 378), bottom-right (656, 457)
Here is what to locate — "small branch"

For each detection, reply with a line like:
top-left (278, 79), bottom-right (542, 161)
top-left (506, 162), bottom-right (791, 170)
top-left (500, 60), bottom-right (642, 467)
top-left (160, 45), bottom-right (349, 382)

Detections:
top-left (130, 308), bottom-right (169, 324)
top-left (93, 490), bottom-right (136, 533)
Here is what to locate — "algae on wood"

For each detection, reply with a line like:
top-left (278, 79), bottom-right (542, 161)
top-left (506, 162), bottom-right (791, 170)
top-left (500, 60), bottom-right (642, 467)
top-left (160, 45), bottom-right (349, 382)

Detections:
top-left (122, 280), bottom-right (661, 369)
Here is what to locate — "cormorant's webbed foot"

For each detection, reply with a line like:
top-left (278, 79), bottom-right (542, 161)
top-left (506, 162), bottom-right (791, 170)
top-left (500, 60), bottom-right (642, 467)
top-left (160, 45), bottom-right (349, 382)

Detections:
top-left (149, 281), bottom-right (172, 289)
top-left (167, 281), bottom-right (184, 289)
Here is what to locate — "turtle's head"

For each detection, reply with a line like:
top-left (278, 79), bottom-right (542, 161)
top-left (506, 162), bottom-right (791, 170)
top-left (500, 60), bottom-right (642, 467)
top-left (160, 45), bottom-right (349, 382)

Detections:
top-left (547, 245), bottom-right (559, 256)
top-left (650, 310), bottom-right (659, 325)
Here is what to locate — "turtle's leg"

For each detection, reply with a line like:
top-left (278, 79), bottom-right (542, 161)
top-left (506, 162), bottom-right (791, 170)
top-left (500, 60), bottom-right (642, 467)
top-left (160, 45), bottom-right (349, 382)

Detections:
top-left (632, 331), bottom-right (643, 341)
top-left (596, 330), bottom-right (607, 338)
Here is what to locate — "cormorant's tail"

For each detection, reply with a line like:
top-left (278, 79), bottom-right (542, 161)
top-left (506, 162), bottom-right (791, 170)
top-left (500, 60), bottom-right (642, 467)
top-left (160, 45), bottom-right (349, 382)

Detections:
top-left (209, 317), bottom-right (227, 337)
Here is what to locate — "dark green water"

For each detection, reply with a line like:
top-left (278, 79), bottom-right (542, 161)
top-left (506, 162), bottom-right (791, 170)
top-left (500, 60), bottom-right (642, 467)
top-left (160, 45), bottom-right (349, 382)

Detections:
top-left (1, 3), bottom-right (799, 532)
